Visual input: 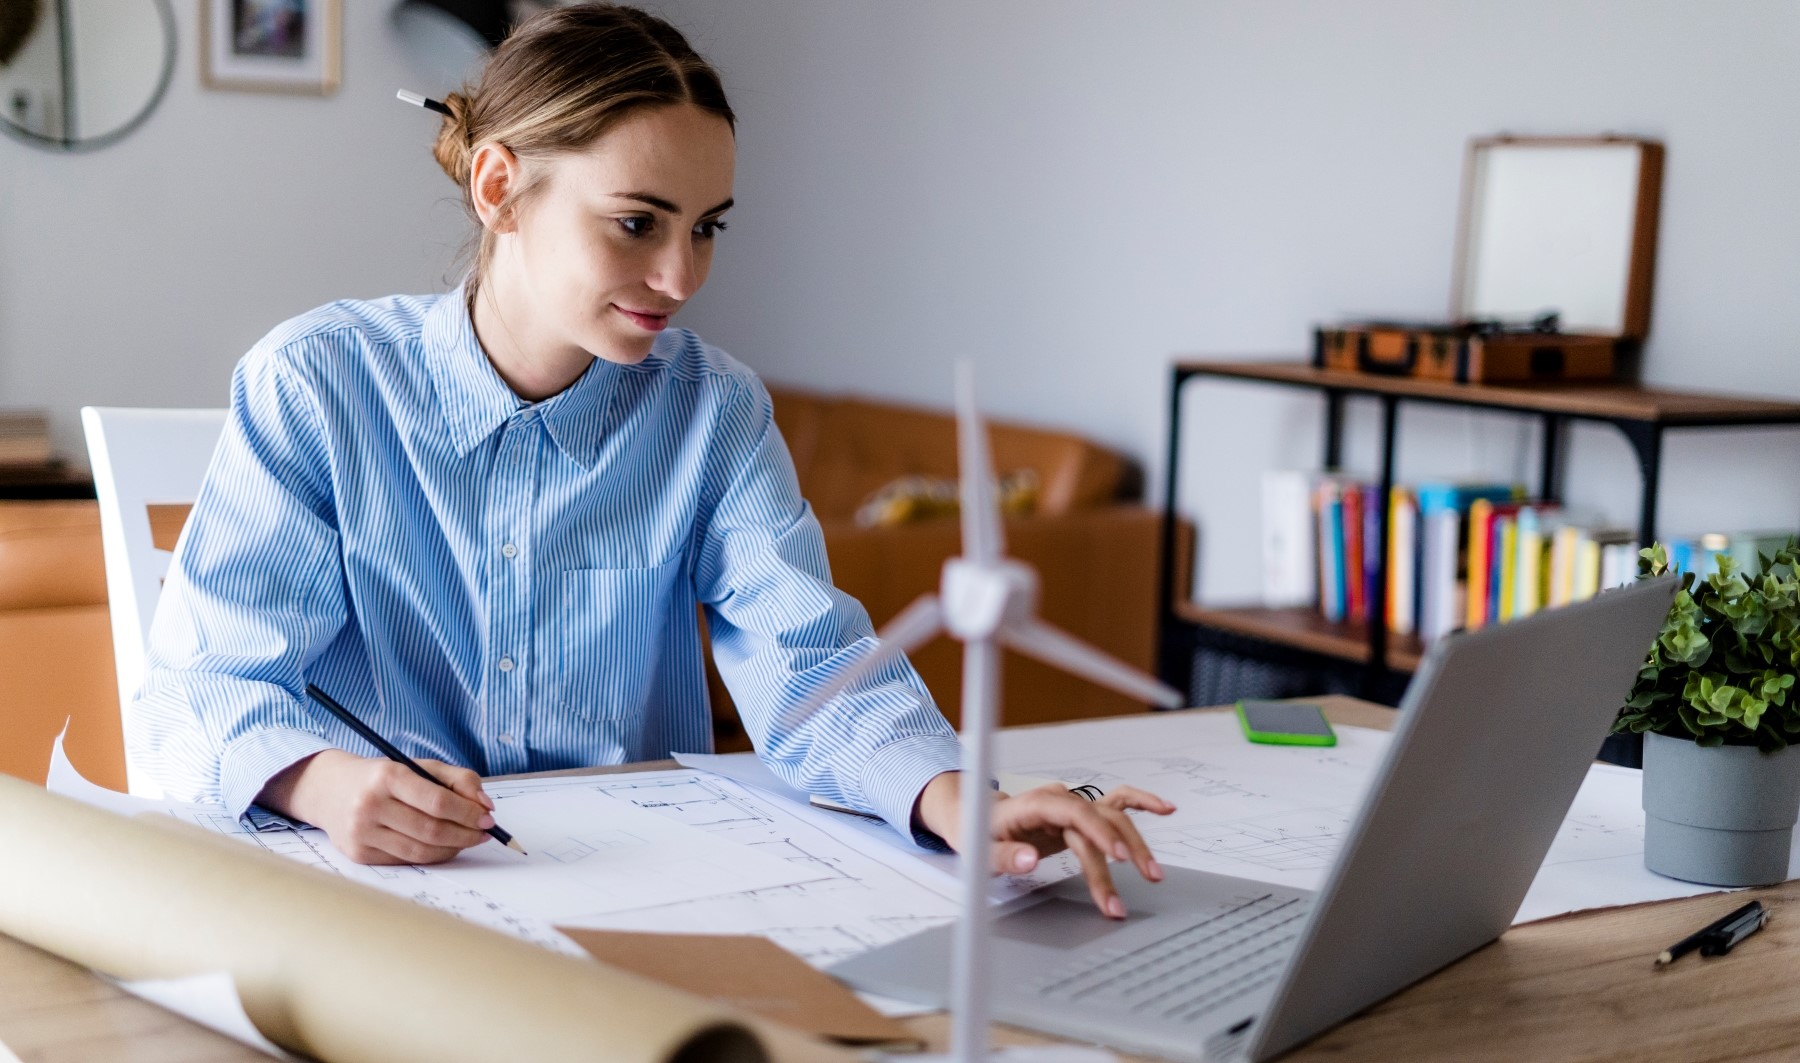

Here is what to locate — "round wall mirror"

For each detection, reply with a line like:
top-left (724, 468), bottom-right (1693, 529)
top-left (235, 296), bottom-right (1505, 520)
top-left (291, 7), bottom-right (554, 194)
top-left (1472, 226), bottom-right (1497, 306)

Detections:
top-left (0, 0), bottom-right (176, 151)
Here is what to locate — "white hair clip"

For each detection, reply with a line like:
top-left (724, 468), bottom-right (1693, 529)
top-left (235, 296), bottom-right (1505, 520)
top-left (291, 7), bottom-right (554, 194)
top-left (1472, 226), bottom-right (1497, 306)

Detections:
top-left (396, 89), bottom-right (455, 117)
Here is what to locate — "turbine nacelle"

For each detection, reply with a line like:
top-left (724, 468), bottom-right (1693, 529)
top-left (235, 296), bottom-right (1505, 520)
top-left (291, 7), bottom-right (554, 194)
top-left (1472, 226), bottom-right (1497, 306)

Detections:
top-left (942, 558), bottom-right (1039, 641)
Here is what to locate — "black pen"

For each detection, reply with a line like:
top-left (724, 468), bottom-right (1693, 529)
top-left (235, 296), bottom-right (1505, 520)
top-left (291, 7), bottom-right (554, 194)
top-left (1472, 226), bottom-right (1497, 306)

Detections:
top-left (1654, 900), bottom-right (1765, 967)
top-left (1699, 902), bottom-right (1771, 957)
top-left (304, 683), bottom-right (526, 855)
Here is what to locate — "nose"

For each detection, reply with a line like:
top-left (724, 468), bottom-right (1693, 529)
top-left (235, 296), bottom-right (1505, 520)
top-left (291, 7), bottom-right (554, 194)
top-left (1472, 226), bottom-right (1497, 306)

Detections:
top-left (648, 234), bottom-right (701, 302)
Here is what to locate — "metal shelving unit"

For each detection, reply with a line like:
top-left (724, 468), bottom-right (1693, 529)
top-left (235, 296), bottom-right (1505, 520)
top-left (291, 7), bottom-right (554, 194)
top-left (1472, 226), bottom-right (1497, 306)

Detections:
top-left (1156, 360), bottom-right (1800, 764)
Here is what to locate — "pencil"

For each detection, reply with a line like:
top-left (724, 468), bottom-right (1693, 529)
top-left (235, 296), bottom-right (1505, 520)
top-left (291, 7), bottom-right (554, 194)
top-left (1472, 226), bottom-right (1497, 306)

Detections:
top-left (304, 683), bottom-right (527, 855)
top-left (1654, 899), bottom-right (1761, 966)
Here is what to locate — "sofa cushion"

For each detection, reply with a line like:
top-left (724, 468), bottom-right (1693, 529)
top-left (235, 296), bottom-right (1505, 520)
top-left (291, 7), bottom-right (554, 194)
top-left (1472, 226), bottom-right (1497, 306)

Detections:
top-left (0, 501), bottom-right (108, 611)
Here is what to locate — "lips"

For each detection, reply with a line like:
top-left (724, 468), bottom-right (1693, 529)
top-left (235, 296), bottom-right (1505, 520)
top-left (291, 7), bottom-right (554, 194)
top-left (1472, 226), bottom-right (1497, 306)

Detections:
top-left (615, 306), bottom-right (672, 332)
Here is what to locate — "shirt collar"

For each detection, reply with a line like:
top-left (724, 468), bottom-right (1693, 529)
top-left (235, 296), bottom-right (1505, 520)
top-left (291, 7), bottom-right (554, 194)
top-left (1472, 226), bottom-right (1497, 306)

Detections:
top-left (422, 285), bottom-right (621, 469)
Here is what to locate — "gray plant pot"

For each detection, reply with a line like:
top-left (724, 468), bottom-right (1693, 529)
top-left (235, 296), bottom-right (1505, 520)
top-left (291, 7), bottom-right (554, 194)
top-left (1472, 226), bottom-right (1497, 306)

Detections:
top-left (1642, 731), bottom-right (1800, 887)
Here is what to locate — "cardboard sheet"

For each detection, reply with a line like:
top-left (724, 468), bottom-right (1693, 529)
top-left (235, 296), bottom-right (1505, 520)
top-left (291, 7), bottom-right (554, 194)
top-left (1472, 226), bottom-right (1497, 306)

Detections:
top-left (558, 929), bottom-right (918, 1046)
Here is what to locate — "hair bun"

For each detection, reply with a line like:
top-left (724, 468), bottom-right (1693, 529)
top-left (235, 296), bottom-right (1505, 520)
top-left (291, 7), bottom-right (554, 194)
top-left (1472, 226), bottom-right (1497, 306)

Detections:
top-left (430, 91), bottom-right (475, 187)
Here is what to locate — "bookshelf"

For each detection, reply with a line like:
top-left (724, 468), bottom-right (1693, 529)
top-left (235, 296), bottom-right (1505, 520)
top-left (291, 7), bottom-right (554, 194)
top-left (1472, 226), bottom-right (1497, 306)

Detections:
top-left (1155, 360), bottom-right (1800, 762)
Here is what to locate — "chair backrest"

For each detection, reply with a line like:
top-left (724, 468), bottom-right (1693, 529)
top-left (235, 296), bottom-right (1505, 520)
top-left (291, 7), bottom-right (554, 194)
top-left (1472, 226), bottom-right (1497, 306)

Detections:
top-left (81, 407), bottom-right (227, 797)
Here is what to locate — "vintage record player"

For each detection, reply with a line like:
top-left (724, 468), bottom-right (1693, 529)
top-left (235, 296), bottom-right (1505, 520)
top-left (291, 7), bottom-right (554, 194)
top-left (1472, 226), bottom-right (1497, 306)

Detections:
top-left (1315, 135), bottom-right (1664, 383)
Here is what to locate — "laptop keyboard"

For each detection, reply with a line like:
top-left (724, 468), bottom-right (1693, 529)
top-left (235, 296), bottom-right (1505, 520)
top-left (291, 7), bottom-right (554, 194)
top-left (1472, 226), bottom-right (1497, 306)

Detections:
top-left (1030, 893), bottom-right (1310, 1024)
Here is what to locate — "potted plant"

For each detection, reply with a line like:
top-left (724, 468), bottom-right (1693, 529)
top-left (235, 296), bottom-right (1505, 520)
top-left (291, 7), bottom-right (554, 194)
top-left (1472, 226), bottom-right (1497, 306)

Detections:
top-left (1614, 540), bottom-right (1800, 886)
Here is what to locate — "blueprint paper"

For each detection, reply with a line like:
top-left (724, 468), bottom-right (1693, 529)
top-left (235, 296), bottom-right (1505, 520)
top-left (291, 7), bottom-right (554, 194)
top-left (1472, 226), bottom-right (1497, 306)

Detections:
top-left (475, 769), bottom-right (964, 961)
top-left (432, 782), bottom-right (823, 921)
top-left (673, 751), bottom-right (1080, 905)
top-left (114, 972), bottom-right (292, 1059)
top-left (45, 735), bottom-right (579, 955)
top-left (997, 714), bottom-right (1385, 892)
top-left (994, 711), bottom-right (1797, 925)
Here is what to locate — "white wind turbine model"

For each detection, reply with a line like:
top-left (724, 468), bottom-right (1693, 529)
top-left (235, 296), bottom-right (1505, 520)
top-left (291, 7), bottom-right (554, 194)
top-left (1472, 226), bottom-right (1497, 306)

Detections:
top-left (784, 363), bottom-right (1185, 1062)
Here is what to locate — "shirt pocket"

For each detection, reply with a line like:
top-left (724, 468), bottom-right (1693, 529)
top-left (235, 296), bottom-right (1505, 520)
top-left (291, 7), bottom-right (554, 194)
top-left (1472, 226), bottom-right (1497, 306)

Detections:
top-left (554, 557), bottom-right (681, 722)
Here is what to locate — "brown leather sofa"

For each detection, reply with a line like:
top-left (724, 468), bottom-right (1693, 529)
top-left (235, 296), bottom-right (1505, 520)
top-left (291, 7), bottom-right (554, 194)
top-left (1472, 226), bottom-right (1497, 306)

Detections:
top-left (0, 501), bottom-right (125, 789)
top-left (0, 390), bottom-right (1179, 784)
top-left (721, 387), bottom-right (1176, 741)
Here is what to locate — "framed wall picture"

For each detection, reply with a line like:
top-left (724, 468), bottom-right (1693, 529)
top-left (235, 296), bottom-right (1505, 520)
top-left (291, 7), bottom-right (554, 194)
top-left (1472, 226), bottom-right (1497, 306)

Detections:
top-left (200, 0), bottom-right (341, 95)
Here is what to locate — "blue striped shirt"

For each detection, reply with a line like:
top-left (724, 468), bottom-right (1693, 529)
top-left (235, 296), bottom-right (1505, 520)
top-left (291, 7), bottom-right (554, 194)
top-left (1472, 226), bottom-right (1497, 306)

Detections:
top-left (133, 288), bottom-right (962, 841)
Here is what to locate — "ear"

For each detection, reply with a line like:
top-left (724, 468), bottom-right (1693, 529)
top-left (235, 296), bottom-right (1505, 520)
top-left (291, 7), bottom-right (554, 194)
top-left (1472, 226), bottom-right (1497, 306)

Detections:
top-left (468, 143), bottom-right (525, 234)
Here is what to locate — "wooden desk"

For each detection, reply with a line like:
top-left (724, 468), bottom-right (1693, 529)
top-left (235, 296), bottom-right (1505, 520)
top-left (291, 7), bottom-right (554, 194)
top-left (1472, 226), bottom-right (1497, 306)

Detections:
top-left (5, 697), bottom-right (1800, 1062)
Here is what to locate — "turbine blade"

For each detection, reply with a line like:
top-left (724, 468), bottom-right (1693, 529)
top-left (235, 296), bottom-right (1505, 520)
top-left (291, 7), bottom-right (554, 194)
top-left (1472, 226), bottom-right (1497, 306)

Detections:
top-left (878, 593), bottom-right (949, 654)
top-left (1002, 616), bottom-right (1186, 709)
top-left (774, 594), bottom-right (945, 731)
top-left (954, 362), bottom-right (1004, 563)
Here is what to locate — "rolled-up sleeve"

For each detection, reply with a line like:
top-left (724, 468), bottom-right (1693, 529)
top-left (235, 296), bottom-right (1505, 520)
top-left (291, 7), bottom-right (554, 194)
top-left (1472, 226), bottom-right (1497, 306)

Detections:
top-left (694, 380), bottom-right (962, 847)
top-left (131, 340), bottom-right (349, 827)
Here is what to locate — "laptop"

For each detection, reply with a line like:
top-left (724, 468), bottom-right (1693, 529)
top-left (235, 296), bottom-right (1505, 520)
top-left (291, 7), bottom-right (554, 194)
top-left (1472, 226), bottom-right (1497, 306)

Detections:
top-left (831, 574), bottom-right (1677, 1061)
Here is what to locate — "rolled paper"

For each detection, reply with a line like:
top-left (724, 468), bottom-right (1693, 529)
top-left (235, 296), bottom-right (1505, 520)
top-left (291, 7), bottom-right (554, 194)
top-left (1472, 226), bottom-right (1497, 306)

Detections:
top-left (0, 774), bottom-right (770, 1063)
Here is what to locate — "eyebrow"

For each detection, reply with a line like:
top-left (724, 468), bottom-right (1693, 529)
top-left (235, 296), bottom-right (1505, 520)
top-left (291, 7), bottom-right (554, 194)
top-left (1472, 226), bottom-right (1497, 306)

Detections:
top-left (611, 192), bottom-right (735, 216)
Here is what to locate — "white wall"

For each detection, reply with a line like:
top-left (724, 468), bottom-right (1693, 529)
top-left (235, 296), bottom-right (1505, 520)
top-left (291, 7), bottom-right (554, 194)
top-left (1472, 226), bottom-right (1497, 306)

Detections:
top-left (6, 2), bottom-right (1799, 606)
top-left (651, 0), bottom-right (1800, 603)
top-left (0, 2), bottom-right (484, 461)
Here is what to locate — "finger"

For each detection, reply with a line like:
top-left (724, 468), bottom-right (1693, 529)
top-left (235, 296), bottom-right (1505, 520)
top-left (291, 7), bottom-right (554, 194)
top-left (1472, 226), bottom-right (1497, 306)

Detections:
top-left (1093, 803), bottom-right (1163, 883)
top-left (365, 823), bottom-right (465, 866)
top-left (388, 763), bottom-right (492, 830)
top-left (999, 789), bottom-right (1130, 867)
top-left (1039, 792), bottom-right (1133, 865)
top-left (992, 840), bottom-right (1040, 876)
top-left (1065, 827), bottom-right (1125, 918)
top-left (422, 759), bottom-right (496, 812)
top-left (1098, 784), bottom-right (1177, 816)
top-left (379, 796), bottom-right (492, 851)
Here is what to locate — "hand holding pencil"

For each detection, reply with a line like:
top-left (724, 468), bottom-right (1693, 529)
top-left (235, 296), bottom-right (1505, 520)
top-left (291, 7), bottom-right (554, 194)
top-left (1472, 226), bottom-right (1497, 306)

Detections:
top-left (253, 686), bottom-right (525, 865)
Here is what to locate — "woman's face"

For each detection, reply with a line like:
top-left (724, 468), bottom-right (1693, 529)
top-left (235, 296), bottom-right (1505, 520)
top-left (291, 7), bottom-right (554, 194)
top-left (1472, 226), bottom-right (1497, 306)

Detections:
top-left (496, 103), bottom-right (736, 366)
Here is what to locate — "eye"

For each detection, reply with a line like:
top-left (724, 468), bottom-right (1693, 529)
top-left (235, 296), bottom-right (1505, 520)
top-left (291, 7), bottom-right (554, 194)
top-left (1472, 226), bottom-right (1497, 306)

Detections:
top-left (694, 218), bottom-right (729, 240)
top-left (617, 215), bottom-right (654, 238)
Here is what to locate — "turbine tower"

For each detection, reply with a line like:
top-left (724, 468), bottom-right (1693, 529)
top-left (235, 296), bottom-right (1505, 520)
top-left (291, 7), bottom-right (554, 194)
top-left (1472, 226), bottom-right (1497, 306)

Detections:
top-left (784, 362), bottom-right (1185, 1061)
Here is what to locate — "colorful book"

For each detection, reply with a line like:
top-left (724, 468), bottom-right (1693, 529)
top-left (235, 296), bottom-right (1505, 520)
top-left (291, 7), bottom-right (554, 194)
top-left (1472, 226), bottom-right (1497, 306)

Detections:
top-left (1496, 518), bottom-right (1518, 624)
top-left (1512, 506), bottom-right (1553, 618)
top-left (1363, 484), bottom-right (1382, 625)
top-left (1471, 502), bottom-right (1524, 629)
top-left (1417, 505), bottom-right (1462, 642)
top-left (1548, 525), bottom-right (1582, 608)
top-left (1388, 487), bottom-right (1417, 636)
top-left (1342, 484), bottom-right (1366, 624)
top-left (1465, 498), bottom-right (1495, 631)
top-left (1573, 538), bottom-right (1602, 602)
top-left (1317, 480), bottom-right (1347, 623)
top-left (1412, 483), bottom-right (1515, 639)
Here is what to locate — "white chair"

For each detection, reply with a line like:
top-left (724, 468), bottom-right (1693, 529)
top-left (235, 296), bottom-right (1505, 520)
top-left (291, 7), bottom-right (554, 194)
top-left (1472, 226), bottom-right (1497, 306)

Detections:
top-left (82, 407), bottom-right (228, 797)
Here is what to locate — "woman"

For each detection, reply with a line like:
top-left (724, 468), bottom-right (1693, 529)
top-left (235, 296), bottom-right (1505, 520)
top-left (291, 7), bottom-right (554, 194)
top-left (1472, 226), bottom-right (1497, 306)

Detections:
top-left (135, 4), bottom-right (1169, 918)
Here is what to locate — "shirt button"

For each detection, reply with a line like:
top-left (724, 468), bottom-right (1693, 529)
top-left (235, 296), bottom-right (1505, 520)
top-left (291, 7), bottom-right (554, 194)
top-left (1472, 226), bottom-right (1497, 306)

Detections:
top-left (497, 733), bottom-right (516, 746)
top-left (497, 656), bottom-right (515, 673)
top-left (501, 542), bottom-right (518, 558)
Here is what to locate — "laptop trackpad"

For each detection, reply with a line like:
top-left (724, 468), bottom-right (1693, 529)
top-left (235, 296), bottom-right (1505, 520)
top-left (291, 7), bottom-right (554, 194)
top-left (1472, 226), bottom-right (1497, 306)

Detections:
top-left (996, 897), bottom-right (1144, 950)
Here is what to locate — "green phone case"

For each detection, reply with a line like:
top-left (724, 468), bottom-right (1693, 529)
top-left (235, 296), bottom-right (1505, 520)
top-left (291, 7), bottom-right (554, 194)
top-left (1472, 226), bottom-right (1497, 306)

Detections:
top-left (1235, 700), bottom-right (1338, 747)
